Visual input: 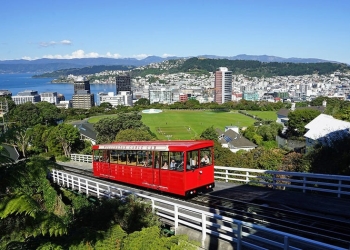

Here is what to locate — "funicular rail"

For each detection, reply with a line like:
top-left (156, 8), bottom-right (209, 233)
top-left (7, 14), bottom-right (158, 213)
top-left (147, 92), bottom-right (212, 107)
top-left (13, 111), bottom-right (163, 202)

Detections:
top-left (191, 193), bottom-right (350, 248)
top-left (51, 169), bottom-right (345, 250)
top-left (71, 154), bottom-right (350, 198)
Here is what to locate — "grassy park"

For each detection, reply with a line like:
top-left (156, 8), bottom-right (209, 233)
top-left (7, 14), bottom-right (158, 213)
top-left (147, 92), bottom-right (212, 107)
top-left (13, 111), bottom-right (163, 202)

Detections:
top-left (88, 110), bottom-right (278, 140)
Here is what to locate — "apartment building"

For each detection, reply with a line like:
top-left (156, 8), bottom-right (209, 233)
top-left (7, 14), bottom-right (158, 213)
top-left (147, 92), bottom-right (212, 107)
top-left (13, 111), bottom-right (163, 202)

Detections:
top-left (214, 67), bottom-right (232, 104)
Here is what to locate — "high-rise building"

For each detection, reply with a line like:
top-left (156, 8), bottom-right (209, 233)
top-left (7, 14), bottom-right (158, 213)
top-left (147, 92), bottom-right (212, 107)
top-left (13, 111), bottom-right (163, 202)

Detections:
top-left (72, 76), bottom-right (94, 109)
top-left (214, 67), bottom-right (232, 104)
top-left (74, 76), bottom-right (91, 94)
top-left (116, 74), bottom-right (131, 94)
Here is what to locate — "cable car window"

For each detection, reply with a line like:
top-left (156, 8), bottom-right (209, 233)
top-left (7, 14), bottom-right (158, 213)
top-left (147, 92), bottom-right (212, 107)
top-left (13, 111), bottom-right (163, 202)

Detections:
top-left (169, 152), bottom-right (184, 171)
top-left (127, 150), bottom-right (137, 166)
top-left (200, 147), bottom-right (212, 167)
top-left (93, 150), bottom-right (102, 162)
top-left (136, 151), bottom-right (145, 167)
top-left (119, 150), bottom-right (127, 164)
top-left (110, 150), bottom-right (119, 163)
top-left (186, 150), bottom-right (199, 170)
top-left (154, 152), bottom-right (160, 169)
top-left (161, 151), bottom-right (169, 170)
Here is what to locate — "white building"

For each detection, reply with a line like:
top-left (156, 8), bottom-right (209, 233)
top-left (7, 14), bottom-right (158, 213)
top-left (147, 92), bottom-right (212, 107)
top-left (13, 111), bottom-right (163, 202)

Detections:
top-left (40, 92), bottom-right (58, 104)
top-left (149, 87), bottom-right (173, 104)
top-left (99, 91), bottom-right (133, 107)
top-left (304, 114), bottom-right (350, 148)
top-left (12, 90), bottom-right (41, 105)
top-left (56, 100), bottom-right (72, 109)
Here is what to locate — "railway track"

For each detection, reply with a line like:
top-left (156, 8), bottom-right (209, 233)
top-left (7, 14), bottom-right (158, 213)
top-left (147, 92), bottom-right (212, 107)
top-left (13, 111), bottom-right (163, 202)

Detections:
top-left (58, 165), bottom-right (350, 249)
top-left (191, 194), bottom-right (350, 249)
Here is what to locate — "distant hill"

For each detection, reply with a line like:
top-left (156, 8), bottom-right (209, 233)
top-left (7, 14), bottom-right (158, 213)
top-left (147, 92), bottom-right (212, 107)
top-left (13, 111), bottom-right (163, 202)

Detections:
top-left (198, 54), bottom-right (339, 63)
top-left (34, 57), bottom-right (350, 79)
top-left (0, 54), bottom-right (341, 74)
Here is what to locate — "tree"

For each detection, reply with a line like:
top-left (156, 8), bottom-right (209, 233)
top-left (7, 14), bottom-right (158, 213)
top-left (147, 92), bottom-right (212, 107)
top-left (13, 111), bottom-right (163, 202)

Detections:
top-left (134, 98), bottom-right (150, 106)
top-left (27, 124), bottom-right (48, 153)
top-left (199, 126), bottom-right (218, 142)
top-left (6, 124), bottom-right (31, 157)
top-left (286, 109), bottom-right (321, 137)
top-left (36, 101), bottom-right (64, 125)
top-left (48, 124), bottom-right (81, 157)
top-left (0, 157), bottom-right (68, 249)
top-left (8, 102), bottom-right (42, 128)
top-left (94, 112), bottom-right (151, 143)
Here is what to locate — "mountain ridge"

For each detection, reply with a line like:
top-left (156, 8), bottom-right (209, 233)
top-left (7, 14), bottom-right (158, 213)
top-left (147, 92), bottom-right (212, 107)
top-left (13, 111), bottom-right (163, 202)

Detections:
top-left (0, 54), bottom-right (342, 74)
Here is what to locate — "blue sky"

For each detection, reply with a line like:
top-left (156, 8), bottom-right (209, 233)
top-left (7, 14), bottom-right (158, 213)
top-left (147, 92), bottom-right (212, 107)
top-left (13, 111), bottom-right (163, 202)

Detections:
top-left (1, 0), bottom-right (350, 63)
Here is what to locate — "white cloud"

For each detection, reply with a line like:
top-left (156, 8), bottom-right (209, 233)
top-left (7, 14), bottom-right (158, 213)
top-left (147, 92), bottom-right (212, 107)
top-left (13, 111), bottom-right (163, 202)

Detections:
top-left (34, 50), bottom-right (167, 60)
top-left (39, 39), bottom-right (72, 47)
top-left (132, 54), bottom-right (151, 60)
top-left (42, 50), bottom-right (129, 59)
top-left (162, 53), bottom-right (175, 58)
top-left (60, 40), bottom-right (72, 45)
top-left (106, 52), bottom-right (122, 58)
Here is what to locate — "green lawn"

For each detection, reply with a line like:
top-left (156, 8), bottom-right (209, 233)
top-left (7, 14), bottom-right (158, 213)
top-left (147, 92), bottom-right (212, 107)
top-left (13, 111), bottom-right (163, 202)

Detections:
top-left (245, 111), bottom-right (277, 121)
top-left (141, 110), bottom-right (256, 140)
top-left (87, 110), bottom-right (277, 140)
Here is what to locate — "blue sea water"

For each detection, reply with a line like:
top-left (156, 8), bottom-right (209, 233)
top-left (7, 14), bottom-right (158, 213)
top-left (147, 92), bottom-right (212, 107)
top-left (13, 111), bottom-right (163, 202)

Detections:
top-left (0, 73), bottom-right (117, 101)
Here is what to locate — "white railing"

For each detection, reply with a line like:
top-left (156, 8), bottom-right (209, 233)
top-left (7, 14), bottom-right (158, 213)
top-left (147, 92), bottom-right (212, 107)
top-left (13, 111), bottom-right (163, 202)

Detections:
top-left (71, 154), bottom-right (92, 163)
top-left (70, 154), bottom-right (350, 198)
top-left (215, 166), bottom-right (350, 198)
top-left (50, 169), bottom-right (345, 250)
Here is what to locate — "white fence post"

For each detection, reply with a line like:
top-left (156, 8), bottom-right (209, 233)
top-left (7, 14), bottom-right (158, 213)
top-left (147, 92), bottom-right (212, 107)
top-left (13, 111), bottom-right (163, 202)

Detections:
top-left (338, 180), bottom-right (342, 198)
top-left (174, 205), bottom-right (179, 230)
top-left (201, 213), bottom-right (207, 248)
top-left (236, 221), bottom-right (242, 250)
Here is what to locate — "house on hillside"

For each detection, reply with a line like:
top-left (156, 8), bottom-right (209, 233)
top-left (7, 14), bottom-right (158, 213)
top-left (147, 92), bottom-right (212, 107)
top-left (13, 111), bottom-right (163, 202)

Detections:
top-left (304, 114), bottom-right (350, 148)
top-left (276, 101), bottom-right (327, 132)
top-left (1, 143), bottom-right (20, 161)
top-left (72, 121), bottom-right (97, 145)
top-left (215, 127), bottom-right (257, 153)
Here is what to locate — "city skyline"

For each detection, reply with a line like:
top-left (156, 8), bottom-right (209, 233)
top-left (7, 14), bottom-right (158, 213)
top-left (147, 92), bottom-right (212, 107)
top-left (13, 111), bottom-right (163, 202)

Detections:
top-left (1, 0), bottom-right (350, 64)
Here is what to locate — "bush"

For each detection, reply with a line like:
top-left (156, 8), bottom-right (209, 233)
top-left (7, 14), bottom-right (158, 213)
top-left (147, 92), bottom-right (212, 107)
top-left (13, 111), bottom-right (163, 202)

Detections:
top-left (56, 155), bottom-right (71, 162)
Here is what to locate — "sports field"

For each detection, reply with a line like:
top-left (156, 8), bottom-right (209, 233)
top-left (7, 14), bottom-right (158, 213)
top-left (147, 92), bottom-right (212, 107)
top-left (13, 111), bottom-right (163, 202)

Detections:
top-left (88, 110), bottom-right (277, 140)
top-left (141, 110), bottom-right (256, 140)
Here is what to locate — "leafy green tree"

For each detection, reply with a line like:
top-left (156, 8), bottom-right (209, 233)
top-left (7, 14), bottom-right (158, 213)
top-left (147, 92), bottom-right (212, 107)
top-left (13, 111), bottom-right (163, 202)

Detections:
top-left (5, 124), bottom-right (31, 157)
top-left (282, 152), bottom-right (308, 172)
top-left (8, 102), bottom-right (42, 127)
top-left (199, 126), bottom-right (218, 142)
top-left (256, 122), bottom-right (283, 141)
top-left (0, 157), bottom-right (68, 249)
top-left (36, 101), bottom-right (64, 125)
top-left (99, 102), bottom-right (113, 109)
top-left (48, 124), bottom-right (81, 157)
top-left (122, 226), bottom-right (199, 250)
top-left (286, 109), bottom-right (321, 137)
top-left (305, 136), bottom-right (350, 175)
top-left (94, 112), bottom-right (150, 143)
top-left (27, 124), bottom-right (48, 154)
top-left (134, 98), bottom-right (150, 106)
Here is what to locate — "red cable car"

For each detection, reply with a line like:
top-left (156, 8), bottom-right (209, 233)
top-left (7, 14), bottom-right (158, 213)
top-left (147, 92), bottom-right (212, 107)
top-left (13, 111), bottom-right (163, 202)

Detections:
top-left (92, 140), bottom-right (215, 196)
